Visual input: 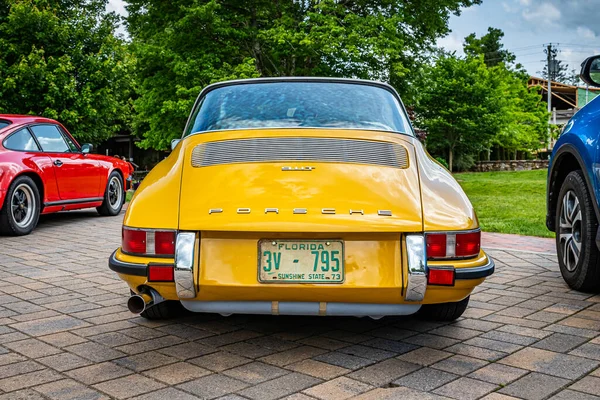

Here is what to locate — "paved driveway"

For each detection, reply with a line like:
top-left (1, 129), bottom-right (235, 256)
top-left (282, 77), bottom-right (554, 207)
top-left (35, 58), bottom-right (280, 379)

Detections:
top-left (0, 210), bottom-right (599, 400)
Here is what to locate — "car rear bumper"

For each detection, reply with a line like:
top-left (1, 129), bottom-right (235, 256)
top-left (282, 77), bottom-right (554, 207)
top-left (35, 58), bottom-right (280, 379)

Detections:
top-left (109, 246), bottom-right (494, 308)
top-left (180, 300), bottom-right (421, 317)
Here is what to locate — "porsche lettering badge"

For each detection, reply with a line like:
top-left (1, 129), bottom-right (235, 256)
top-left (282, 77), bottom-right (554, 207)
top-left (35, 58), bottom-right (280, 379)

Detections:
top-left (282, 166), bottom-right (315, 171)
top-left (210, 209), bottom-right (393, 216)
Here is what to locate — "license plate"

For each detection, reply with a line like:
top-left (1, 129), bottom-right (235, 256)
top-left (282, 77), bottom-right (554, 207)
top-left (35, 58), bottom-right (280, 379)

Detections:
top-left (258, 240), bottom-right (344, 283)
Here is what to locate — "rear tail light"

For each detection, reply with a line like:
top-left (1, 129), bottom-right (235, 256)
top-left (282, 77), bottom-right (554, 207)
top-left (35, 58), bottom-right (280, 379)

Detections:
top-left (456, 232), bottom-right (481, 257)
top-left (122, 227), bottom-right (176, 257)
top-left (427, 267), bottom-right (455, 286)
top-left (426, 230), bottom-right (480, 259)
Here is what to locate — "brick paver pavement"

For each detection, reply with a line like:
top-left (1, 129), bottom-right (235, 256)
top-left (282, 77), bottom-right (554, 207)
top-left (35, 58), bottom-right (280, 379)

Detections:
top-left (0, 209), bottom-right (599, 400)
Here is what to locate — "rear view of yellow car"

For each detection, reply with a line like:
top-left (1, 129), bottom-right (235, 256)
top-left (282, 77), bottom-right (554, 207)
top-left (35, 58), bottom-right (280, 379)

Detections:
top-left (109, 78), bottom-right (494, 321)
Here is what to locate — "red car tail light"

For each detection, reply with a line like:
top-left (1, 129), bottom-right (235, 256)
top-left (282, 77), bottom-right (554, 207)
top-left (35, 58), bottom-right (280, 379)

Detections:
top-left (428, 268), bottom-right (455, 286)
top-left (155, 231), bottom-right (176, 255)
top-left (455, 231), bottom-right (481, 257)
top-left (426, 230), bottom-right (480, 260)
top-left (122, 227), bottom-right (176, 256)
top-left (426, 234), bottom-right (446, 258)
top-left (148, 265), bottom-right (175, 281)
top-left (123, 228), bottom-right (146, 254)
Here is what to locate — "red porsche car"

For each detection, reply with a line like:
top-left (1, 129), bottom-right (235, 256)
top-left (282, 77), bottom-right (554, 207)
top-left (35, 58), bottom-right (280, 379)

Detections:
top-left (0, 115), bottom-right (132, 235)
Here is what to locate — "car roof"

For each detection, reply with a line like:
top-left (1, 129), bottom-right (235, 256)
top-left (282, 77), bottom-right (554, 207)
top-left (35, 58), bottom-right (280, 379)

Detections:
top-left (0, 114), bottom-right (57, 125)
top-left (199, 76), bottom-right (399, 96)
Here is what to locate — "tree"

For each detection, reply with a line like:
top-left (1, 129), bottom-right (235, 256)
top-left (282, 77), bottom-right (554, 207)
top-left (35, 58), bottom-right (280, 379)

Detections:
top-left (0, 0), bottom-right (133, 144)
top-left (540, 59), bottom-right (570, 84)
top-left (491, 67), bottom-right (549, 158)
top-left (463, 27), bottom-right (515, 67)
top-left (565, 68), bottom-right (580, 86)
top-left (417, 54), bottom-right (503, 171)
top-left (127, 0), bottom-right (482, 150)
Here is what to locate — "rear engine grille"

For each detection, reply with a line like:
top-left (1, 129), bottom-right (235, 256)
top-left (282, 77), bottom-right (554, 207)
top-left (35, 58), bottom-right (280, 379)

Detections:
top-left (191, 137), bottom-right (409, 169)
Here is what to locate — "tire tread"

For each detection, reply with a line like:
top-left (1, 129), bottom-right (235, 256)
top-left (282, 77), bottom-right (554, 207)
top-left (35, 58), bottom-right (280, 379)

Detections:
top-left (418, 296), bottom-right (470, 321)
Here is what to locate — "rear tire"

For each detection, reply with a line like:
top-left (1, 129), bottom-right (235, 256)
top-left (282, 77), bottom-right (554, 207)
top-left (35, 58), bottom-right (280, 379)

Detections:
top-left (140, 301), bottom-right (182, 320)
top-left (418, 296), bottom-right (470, 321)
top-left (0, 176), bottom-right (41, 236)
top-left (556, 170), bottom-right (600, 292)
top-left (97, 171), bottom-right (124, 216)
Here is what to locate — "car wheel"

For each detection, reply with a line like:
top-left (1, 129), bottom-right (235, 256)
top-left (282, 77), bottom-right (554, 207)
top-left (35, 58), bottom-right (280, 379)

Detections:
top-left (97, 171), bottom-right (124, 216)
top-left (556, 170), bottom-right (600, 292)
top-left (0, 176), bottom-right (41, 236)
top-left (417, 296), bottom-right (469, 321)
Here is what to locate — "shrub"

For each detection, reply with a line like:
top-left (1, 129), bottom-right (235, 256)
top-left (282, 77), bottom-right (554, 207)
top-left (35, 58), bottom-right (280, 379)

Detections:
top-left (435, 157), bottom-right (449, 169)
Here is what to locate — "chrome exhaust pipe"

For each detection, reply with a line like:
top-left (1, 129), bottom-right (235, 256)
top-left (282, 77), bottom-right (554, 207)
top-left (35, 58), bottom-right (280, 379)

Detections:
top-left (127, 295), bottom-right (146, 314)
top-left (127, 288), bottom-right (165, 314)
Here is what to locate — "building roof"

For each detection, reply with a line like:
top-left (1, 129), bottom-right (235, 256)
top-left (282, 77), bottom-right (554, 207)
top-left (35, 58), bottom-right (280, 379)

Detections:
top-left (528, 77), bottom-right (600, 110)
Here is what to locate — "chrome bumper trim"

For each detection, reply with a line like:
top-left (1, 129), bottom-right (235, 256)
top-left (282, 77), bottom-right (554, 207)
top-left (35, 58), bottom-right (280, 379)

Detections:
top-left (174, 232), bottom-right (196, 299)
top-left (180, 300), bottom-right (421, 317)
top-left (405, 235), bottom-right (427, 302)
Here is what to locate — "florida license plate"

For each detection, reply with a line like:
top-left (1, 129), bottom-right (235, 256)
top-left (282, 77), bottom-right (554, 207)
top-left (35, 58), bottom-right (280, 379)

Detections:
top-left (258, 240), bottom-right (344, 283)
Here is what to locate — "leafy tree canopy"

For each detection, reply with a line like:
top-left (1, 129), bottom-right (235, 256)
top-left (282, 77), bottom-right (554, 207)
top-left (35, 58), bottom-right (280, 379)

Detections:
top-left (417, 54), bottom-right (503, 171)
top-left (0, 0), bottom-right (133, 144)
top-left (418, 28), bottom-right (549, 170)
top-left (127, 0), bottom-right (481, 150)
top-left (464, 27), bottom-right (516, 68)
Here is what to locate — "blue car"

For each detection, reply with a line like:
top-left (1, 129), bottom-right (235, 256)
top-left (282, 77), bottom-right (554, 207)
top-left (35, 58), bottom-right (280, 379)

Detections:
top-left (547, 55), bottom-right (600, 291)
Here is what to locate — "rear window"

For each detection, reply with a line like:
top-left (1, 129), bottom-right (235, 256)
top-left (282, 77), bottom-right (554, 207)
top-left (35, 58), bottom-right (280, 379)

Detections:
top-left (0, 120), bottom-right (10, 130)
top-left (4, 128), bottom-right (40, 152)
top-left (185, 81), bottom-right (412, 136)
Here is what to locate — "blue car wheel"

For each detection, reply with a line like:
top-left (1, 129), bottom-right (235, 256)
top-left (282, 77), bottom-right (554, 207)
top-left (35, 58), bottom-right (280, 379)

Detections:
top-left (556, 170), bottom-right (600, 291)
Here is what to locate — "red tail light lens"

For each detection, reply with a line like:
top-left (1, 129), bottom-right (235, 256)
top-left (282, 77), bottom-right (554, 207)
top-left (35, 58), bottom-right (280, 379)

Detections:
top-left (428, 268), bottom-right (455, 286)
top-left (155, 231), bottom-right (176, 255)
top-left (426, 234), bottom-right (447, 258)
top-left (148, 265), bottom-right (175, 281)
top-left (122, 227), bottom-right (176, 256)
top-left (426, 230), bottom-right (480, 259)
top-left (456, 231), bottom-right (481, 257)
top-left (123, 228), bottom-right (146, 254)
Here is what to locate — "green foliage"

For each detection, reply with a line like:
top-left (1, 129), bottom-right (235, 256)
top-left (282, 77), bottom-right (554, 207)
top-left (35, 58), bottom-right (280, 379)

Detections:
top-left (0, 0), bottom-right (134, 144)
top-left (417, 54), bottom-right (503, 171)
top-left (455, 169), bottom-right (552, 237)
top-left (492, 67), bottom-right (549, 155)
top-left (463, 27), bottom-right (515, 67)
top-left (435, 157), bottom-right (449, 169)
top-left (418, 28), bottom-right (548, 170)
top-left (127, 0), bottom-right (482, 150)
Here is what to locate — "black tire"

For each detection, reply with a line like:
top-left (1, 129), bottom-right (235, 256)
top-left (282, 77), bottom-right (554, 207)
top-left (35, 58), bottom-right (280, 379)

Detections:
top-left (418, 296), bottom-right (470, 321)
top-left (97, 171), bottom-right (124, 216)
top-left (0, 176), bottom-right (41, 236)
top-left (140, 301), bottom-right (182, 320)
top-left (556, 170), bottom-right (600, 292)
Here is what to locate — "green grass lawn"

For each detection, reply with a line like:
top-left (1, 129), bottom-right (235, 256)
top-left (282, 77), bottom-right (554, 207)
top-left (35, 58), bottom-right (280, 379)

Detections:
top-left (454, 169), bottom-right (553, 238)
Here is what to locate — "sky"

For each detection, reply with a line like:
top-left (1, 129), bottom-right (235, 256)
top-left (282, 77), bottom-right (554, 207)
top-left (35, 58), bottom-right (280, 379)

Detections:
top-left (438, 0), bottom-right (600, 77)
top-left (107, 0), bottom-right (599, 78)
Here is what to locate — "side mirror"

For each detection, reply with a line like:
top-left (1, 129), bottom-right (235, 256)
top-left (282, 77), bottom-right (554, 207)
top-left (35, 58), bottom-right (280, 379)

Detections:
top-left (171, 139), bottom-right (181, 151)
top-left (580, 55), bottom-right (600, 87)
top-left (81, 143), bottom-right (93, 154)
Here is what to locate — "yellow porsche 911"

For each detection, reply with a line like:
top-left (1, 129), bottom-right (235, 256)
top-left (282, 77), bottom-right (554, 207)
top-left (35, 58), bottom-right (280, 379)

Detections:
top-left (109, 78), bottom-right (493, 321)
